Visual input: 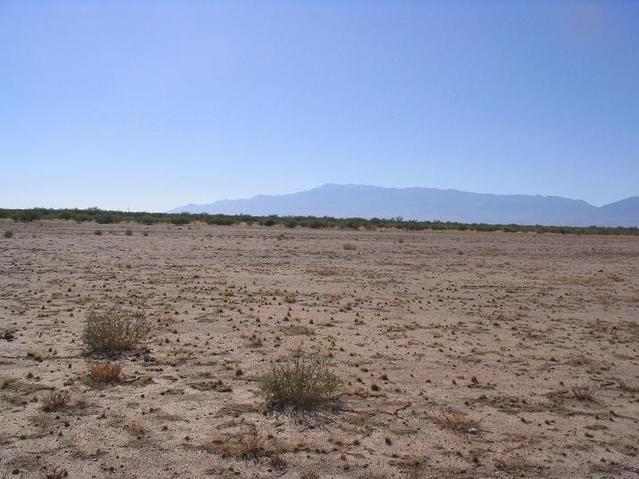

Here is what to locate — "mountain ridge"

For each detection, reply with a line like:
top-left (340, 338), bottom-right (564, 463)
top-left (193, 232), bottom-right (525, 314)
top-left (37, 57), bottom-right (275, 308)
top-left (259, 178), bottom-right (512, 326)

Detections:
top-left (170, 184), bottom-right (639, 227)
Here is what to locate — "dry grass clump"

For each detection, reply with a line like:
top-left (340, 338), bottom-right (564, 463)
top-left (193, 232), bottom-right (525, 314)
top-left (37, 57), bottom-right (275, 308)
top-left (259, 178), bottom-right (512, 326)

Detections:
top-left (433, 410), bottom-right (479, 433)
top-left (235, 425), bottom-right (264, 459)
top-left (42, 390), bottom-right (71, 412)
top-left (3, 230), bottom-right (14, 238)
top-left (130, 419), bottom-right (146, 435)
top-left (88, 361), bottom-right (122, 384)
top-left (211, 425), bottom-right (268, 460)
top-left (571, 381), bottom-right (597, 401)
top-left (45, 466), bottom-right (69, 479)
top-left (27, 350), bottom-right (44, 362)
top-left (82, 307), bottom-right (149, 354)
top-left (259, 346), bottom-right (341, 410)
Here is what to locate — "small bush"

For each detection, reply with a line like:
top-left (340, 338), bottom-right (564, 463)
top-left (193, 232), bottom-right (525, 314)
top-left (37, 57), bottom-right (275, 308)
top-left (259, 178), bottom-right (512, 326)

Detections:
top-left (3, 230), bottom-right (13, 238)
top-left (211, 424), bottom-right (268, 460)
top-left (259, 346), bottom-right (341, 410)
top-left (42, 390), bottom-right (71, 412)
top-left (95, 213), bottom-right (114, 224)
top-left (434, 410), bottom-right (480, 433)
top-left (571, 381), bottom-right (597, 401)
top-left (82, 307), bottom-right (149, 354)
top-left (130, 419), bottom-right (145, 435)
top-left (88, 361), bottom-right (122, 384)
top-left (236, 425), bottom-right (264, 459)
top-left (45, 466), bottom-right (69, 479)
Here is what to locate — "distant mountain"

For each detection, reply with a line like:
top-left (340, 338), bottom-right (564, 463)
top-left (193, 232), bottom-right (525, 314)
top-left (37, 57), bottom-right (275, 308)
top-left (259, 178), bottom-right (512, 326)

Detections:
top-left (170, 184), bottom-right (639, 227)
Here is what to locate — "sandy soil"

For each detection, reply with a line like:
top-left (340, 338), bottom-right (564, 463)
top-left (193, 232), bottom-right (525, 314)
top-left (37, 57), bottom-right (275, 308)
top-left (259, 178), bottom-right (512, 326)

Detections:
top-left (1, 221), bottom-right (638, 479)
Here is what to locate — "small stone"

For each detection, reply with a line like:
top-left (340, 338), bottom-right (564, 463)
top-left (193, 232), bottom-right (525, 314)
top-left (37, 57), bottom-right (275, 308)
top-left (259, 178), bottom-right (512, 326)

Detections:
top-left (143, 353), bottom-right (156, 362)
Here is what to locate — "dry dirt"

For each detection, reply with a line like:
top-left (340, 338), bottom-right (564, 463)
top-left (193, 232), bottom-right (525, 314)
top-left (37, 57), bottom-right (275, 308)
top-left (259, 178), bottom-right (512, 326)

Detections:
top-left (1, 221), bottom-right (638, 479)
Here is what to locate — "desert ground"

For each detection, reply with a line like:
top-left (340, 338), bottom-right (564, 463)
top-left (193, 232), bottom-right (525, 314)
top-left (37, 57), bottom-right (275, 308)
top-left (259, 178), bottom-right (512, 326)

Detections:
top-left (1, 220), bottom-right (638, 479)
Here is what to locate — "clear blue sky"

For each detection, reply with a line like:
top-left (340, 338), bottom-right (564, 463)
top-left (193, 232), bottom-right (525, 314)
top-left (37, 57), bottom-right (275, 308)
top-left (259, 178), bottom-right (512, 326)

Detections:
top-left (1, 1), bottom-right (638, 211)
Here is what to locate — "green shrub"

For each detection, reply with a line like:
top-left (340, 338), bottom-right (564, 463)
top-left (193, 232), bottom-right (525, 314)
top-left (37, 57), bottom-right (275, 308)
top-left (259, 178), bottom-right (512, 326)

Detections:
top-left (95, 213), bottom-right (114, 224)
top-left (82, 307), bottom-right (150, 354)
top-left (259, 347), bottom-right (341, 410)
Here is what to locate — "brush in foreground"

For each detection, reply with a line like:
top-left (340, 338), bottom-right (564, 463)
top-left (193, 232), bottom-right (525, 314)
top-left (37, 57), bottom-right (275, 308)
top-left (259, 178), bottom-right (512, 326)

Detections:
top-left (259, 346), bottom-right (341, 410)
top-left (82, 307), bottom-right (149, 354)
top-left (571, 381), bottom-right (597, 401)
top-left (88, 361), bottom-right (122, 384)
top-left (42, 390), bottom-right (71, 412)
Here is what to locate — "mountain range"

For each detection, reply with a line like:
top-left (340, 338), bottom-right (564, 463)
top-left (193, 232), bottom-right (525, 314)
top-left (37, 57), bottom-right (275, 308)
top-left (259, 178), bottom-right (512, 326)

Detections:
top-left (171, 184), bottom-right (639, 227)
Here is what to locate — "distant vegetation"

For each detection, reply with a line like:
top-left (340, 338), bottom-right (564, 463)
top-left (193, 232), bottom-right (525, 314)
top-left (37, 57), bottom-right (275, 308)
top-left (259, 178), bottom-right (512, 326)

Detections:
top-left (1, 207), bottom-right (638, 235)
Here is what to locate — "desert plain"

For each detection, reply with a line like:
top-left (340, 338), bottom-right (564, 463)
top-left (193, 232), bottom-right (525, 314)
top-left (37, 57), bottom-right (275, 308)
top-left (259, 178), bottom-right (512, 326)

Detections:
top-left (1, 220), bottom-right (638, 478)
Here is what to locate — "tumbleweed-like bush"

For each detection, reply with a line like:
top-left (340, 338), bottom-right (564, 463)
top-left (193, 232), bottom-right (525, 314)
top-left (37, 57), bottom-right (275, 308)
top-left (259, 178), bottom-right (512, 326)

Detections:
top-left (259, 346), bottom-right (341, 410)
top-left (82, 307), bottom-right (149, 354)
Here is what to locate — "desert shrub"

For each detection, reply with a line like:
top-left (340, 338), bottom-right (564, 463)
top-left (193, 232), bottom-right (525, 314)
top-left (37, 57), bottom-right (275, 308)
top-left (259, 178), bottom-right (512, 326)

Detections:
top-left (433, 410), bottom-right (480, 433)
top-left (82, 307), bottom-right (149, 354)
top-left (95, 213), bottom-right (114, 224)
top-left (10, 209), bottom-right (42, 222)
top-left (571, 381), bottom-right (597, 401)
top-left (42, 390), bottom-right (71, 411)
top-left (170, 215), bottom-right (190, 225)
top-left (259, 347), bottom-right (341, 410)
top-left (45, 466), bottom-right (69, 479)
top-left (88, 361), bottom-right (122, 384)
top-left (130, 419), bottom-right (145, 435)
top-left (44, 466), bottom-right (69, 479)
top-left (234, 425), bottom-right (264, 459)
top-left (3, 230), bottom-right (13, 238)
top-left (206, 216), bottom-right (234, 226)
top-left (217, 427), bottom-right (290, 467)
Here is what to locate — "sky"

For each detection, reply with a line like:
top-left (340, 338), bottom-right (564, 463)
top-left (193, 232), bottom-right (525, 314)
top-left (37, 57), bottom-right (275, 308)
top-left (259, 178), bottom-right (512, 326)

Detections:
top-left (1, 1), bottom-right (638, 212)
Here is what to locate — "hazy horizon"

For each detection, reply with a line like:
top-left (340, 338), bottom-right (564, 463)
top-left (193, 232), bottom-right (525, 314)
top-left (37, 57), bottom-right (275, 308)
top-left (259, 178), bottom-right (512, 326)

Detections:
top-left (3, 181), bottom-right (639, 214)
top-left (2, 1), bottom-right (638, 211)
top-left (176, 182), bottom-right (637, 210)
